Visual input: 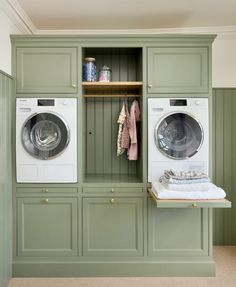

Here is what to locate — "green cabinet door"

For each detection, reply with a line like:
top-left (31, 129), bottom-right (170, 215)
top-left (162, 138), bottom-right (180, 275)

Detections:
top-left (17, 197), bottom-right (78, 257)
top-left (16, 47), bottom-right (77, 93)
top-left (147, 198), bottom-right (209, 257)
top-left (147, 47), bottom-right (208, 94)
top-left (83, 197), bottom-right (143, 256)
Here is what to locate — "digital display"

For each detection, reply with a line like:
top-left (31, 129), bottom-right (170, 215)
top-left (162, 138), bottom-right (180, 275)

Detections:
top-left (170, 99), bottom-right (187, 106)
top-left (38, 99), bottom-right (55, 106)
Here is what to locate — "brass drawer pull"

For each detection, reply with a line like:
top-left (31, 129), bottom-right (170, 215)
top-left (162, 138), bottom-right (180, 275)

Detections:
top-left (42, 189), bottom-right (49, 193)
top-left (43, 198), bottom-right (49, 204)
top-left (110, 198), bottom-right (115, 204)
top-left (111, 188), bottom-right (115, 193)
top-left (192, 203), bottom-right (198, 208)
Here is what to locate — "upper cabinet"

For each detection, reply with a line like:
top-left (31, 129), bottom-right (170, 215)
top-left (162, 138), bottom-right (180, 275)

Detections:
top-left (16, 47), bottom-right (77, 94)
top-left (147, 47), bottom-right (209, 94)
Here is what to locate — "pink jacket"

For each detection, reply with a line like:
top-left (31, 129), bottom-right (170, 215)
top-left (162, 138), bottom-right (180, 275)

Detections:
top-left (128, 100), bottom-right (140, 160)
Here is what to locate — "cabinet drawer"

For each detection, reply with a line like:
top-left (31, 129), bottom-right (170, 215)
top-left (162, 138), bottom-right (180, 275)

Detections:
top-left (17, 197), bottom-right (78, 257)
top-left (147, 198), bottom-right (208, 257)
top-left (83, 187), bottom-right (142, 193)
top-left (147, 47), bottom-right (208, 94)
top-left (17, 187), bottom-right (78, 193)
top-left (83, 197), bottom-right (143, 256)
top-left (16, 47), bottom-right (77, 94)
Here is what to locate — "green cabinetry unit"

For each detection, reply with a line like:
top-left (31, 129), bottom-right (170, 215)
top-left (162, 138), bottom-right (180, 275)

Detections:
top-left (147, 47), bottom-right (208, 94)
top-left (83, 197), bottom-right (143, 256)
top-left (17, 197), bottom-right (78, 257)
top-left (16, 47), bottom-right (77, 94)
top-left (11, 34), bottom-right (220, 277)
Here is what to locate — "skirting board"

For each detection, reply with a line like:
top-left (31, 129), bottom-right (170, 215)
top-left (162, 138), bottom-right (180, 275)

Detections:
top-left (13, 261), bottom-right (216, 277)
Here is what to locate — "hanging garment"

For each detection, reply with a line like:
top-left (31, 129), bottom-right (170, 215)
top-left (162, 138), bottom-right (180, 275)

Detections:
top-left (117, 103), bottom-right (126, 156)
top-left (121, 103), bottom-right (130, 149)
top-left (128, 100), bottom-right (140, 160)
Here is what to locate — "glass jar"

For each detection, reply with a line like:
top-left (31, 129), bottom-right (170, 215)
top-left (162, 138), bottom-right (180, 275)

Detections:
top-left (83, 57), bottom-right (96, 82)
top-left (98, 65), bottom-right (112, 82)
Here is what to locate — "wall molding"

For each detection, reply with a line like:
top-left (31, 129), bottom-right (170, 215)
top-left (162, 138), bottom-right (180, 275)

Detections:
top-left (0, 0), bottom-right (36, 34)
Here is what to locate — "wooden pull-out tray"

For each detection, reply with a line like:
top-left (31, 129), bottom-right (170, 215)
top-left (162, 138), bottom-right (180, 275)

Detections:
top-left (148, 188), bottom-right (231, 208)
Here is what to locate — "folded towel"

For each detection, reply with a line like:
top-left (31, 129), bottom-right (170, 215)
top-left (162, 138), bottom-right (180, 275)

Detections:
top-left (160, 181), bottom-right (215, 191)
top-left (164, 170), bottom-right (209, 181)
top-left (160, 175), bottom-right (210, 185)
top-left (152, 182), bottom-right (226, 200)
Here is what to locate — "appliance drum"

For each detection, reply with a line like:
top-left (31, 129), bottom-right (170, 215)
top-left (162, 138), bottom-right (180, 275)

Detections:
top-left (21, 112), bottom-right (70, 160)
top-left (155, 112), bottom-right (203, 160)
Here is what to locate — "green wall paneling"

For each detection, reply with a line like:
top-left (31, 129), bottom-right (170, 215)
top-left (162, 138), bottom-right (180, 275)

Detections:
top-left (84, 97), bottom-right (142, 183)
top-left (213, 88), bottom-right (236, 245)
top-left (0, 71), bottom-right (12, 287)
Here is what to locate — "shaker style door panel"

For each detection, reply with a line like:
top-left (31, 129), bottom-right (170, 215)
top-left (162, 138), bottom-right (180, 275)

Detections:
top-left (147, 198), bottom-right (208, 257)
top-left (83, 197), bottom-right (143, 256)
top-left (147, 47), bottom-right (208, 93)
top-left (17, 197), bottom-right (78, 257)
top-left (16, 47), bottom-right (77, 93)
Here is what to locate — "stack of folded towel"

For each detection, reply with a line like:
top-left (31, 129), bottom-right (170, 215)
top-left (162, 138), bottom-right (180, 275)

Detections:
top-left (152, 170), bottom-right (226, 199)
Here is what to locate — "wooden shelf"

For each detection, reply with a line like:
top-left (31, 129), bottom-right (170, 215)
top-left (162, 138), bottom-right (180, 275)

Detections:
top-left (148, 188), bottom-right (232, 208)
top-left (82, 81), bottom-right (142, 98)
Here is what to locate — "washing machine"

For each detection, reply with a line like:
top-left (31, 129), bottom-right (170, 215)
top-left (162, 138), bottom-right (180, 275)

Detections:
top-left (148, 98), bottom-right (209, 182)
top-left (16, 98), bottom-right (77, 183)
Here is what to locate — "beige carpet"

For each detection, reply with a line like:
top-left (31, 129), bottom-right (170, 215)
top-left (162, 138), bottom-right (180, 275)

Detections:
top-left (8, 246), bottom-right (236, 287)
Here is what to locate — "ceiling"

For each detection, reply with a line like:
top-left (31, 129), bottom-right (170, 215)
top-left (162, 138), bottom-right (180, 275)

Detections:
top-left (16, 0), bottom-right (236, 30)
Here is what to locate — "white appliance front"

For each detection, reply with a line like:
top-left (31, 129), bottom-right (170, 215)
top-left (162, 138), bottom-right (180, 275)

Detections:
top-left (16, 98), bottom-right (77, 183)
top-left (148, 98), bottom-right (209, 182)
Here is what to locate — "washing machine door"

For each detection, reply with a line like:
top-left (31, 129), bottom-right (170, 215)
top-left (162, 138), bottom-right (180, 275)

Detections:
top-left (155, 112), bottom-right (203, 159)
top-left (21, 112), bottom-right (70, 160)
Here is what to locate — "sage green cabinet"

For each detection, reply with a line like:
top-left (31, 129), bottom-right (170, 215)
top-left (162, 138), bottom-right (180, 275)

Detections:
top-left (83, 197), bottom-right (143, 256)
top-left (17, 197), bottom-right (78, 257)
top-left (147, 47), bottom-right (208, 94)
top-left (16, 47), bottom-right (77, 94)
top-left (147, 198), bottom-right (209, 257)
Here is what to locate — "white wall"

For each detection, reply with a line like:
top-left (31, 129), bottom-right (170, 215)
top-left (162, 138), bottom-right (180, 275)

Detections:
top-left (212, 35), bottom-right (236, 88)
top-left (0, 9), bottom-right (21, 74)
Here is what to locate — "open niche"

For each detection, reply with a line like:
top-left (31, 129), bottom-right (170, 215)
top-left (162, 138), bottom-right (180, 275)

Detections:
top-left (82, 47), bottom-right (143, 183)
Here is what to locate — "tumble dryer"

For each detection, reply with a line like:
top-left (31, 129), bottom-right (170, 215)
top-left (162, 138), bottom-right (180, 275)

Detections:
top-left (16, 98), bottom-right (77, 183)
top-left (148, 98), bottom-right (209, 182)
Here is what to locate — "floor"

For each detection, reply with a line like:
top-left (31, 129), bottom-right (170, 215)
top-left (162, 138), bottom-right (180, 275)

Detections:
top-left (8, 246), bottom-right (236, 287)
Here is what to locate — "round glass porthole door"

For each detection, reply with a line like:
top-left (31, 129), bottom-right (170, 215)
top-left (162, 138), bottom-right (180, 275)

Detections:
top-left (155, 112), bottom-right (203, 159)
top-left (22, 112), bottom-right (70, 160)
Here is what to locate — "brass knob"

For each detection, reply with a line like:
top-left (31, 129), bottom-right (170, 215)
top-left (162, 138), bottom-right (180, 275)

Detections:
top-left (148, 84), bottom-right (153, 88)
top-left (110, 198), bottom-right (115, 204)
top-left (72, 84), bottom-right (76, 88)
top-left (192, 203), bottom-right (197, 208)
top-left (42, 188), bottom-right (48, 193)
top-left (43, 198), bottom-right (49, 204)
top-left (111, 188), bottom-right (115, 193)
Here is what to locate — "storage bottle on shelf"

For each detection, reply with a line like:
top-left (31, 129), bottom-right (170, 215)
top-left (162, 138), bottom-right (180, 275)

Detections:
top-left (98, 65), bottom-right (112, 82)
top-left (83, 57), bottom-right (96, 82)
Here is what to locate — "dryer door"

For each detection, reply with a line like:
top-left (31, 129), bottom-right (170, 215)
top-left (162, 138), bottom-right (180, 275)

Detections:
top-left (22, 112), bottom-right (70, 160)
top-left (155, 112), bottom-right (203, 160)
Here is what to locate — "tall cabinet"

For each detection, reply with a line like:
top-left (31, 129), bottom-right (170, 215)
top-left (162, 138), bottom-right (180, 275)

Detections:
top-left (11, 34), bottom-right (229, 277)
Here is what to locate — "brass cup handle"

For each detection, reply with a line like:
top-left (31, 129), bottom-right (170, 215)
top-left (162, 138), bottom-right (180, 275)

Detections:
top-left (110, 198), bottom-right (115, 204)
top-left (42, 189), bottom-right (48, 193)
top-left (111, 188), bottom-right (115, 193)
top-left (43, 198), bottom-right (49, 204)
top-left (192, 203), bottom-right (198, 208)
